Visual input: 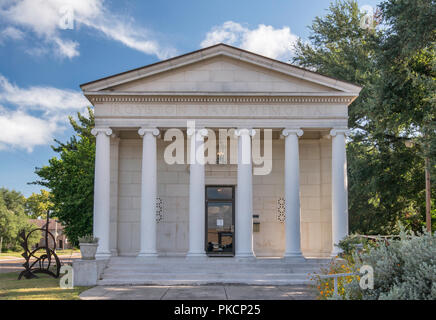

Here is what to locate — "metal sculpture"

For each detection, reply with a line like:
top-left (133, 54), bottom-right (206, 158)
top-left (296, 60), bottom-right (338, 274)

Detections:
top-left (18, 212), bottom-right (61, 280)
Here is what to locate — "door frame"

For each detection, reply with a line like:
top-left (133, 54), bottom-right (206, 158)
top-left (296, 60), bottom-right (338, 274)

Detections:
top-left (205, 185), bottom-right (236, 256)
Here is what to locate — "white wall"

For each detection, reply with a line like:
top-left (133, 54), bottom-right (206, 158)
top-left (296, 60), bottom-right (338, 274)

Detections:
top-left (114, 134), bottom-right (332, 257)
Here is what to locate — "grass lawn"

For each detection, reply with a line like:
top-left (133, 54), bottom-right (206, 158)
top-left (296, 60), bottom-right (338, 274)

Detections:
top-left (0, 249), bottom-right (81, 259)
top-left (0, 272), bottom-right (91, 300)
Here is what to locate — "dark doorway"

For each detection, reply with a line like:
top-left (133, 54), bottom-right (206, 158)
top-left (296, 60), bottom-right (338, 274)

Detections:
top-left (205, 186), bottom-right (235, 256)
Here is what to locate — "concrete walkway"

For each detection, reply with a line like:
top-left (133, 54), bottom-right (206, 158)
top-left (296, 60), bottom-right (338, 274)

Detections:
top-left (80, 285), bottom-right (317, 300)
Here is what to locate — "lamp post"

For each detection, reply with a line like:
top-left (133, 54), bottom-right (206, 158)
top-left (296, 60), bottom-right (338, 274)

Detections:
top-left (405, 140), bottom-right (432, 232)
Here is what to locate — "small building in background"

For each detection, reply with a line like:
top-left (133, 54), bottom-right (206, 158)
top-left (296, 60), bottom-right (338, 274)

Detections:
top-left (28, 218), bottom-right (72, 250)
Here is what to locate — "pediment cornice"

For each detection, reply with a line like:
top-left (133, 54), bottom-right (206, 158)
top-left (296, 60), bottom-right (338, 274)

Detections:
top-left (80, 44), bottom-right (362, 95)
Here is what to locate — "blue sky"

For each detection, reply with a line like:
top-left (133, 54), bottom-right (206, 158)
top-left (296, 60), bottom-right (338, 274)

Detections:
top-left (0, 0), bottom-right (380, 197)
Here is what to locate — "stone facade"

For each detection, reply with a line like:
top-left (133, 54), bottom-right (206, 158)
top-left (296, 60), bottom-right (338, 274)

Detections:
top-left (81, 44), bottom-right (361, 259)
top-left (110, 133), bottom-right (332, 257)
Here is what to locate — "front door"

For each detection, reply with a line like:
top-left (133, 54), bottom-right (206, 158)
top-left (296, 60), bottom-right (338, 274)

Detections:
top-left (205, 186), bottom-right (235, 256)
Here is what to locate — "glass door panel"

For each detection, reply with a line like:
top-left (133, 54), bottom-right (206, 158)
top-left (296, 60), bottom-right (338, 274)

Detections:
top-left (205, 186), bottom-right (235, 256)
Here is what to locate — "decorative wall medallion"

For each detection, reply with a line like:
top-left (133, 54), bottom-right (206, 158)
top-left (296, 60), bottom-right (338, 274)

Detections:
top-left (277, 197), bottom-right (285, 223)
top-left (156, 197), bottom-right (164, 223)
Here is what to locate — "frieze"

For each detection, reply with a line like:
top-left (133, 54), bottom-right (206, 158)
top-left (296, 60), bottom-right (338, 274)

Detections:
top-left (95, 103), bottom-right (347, 118)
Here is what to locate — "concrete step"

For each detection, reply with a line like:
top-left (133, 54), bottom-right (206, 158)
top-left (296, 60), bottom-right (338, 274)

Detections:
top-left (106, 260), bottom-right (329, 268)
top-left (102, 266), bottom-right (322, 274)
top-left (106, 261), bottom-right (328, 266)
top-left (98, 257), bottom-right (329, 285)
top-left (107, 257), bottom-right (330, 264)
top-left (97, 273), bottom-right (312, 286)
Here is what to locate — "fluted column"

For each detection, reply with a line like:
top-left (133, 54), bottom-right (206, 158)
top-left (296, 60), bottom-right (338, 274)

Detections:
top-left (137, 128), bottom-right (160, 257)
top-left (330, 129), bottom-right (349, 256)
top-left (235, 128), bottom-right (256, 258)
top-left (282, 128), bottom-right (304, 260)
top-left (91, 127), bottom-right (113, 259)
top-left (186, 127), bottom-right (208, 258)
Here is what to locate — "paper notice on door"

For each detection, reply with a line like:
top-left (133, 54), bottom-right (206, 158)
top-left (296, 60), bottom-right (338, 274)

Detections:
top-left (216, 219), bottom-right (224, 227)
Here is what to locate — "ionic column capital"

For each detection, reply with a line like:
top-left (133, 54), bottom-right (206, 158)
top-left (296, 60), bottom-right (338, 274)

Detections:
top-left (235, 128), bottom-right (256, 137)
top-left (91, 127), bottom-right (112, 137)
top-left (330, 128), bottom-right (350, 137)
top-left (187, 128), bottom-right (208, 139)
top-left (282, 128), bottom-right (304, 137)
top-left (138, 128), bottom-right (160, 137)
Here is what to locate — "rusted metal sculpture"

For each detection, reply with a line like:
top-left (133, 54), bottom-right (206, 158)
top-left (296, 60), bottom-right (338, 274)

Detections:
top-left (18, 212), bottom-right (61, 280)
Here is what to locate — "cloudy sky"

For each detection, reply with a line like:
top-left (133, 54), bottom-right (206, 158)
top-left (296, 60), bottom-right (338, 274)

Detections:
top-left (0, 0), bottom-right (380, 196)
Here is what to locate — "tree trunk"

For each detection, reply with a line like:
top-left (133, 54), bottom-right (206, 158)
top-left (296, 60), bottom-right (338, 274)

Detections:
top-left (0, 236), bottom-right (3, 254)
top-left (425, 157), bottom-right (432, 232)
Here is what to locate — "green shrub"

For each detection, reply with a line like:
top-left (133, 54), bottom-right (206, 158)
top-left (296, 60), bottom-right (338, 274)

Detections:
top-left (342, 227), bottom-right (436, 300)
top-left (78, 234), bottom-right (98, 244)
top-left (337, 234), bottom-right (367, 257)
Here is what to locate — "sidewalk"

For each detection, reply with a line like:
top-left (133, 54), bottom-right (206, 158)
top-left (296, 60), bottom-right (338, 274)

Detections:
top-left (0, 252), bottom-right (81, 261)
top-left (80, 285), bottom-right (317, 300)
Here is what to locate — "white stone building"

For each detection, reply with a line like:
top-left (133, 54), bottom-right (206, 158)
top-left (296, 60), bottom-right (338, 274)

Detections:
top-left (81, 44), bottom-right (361, 262)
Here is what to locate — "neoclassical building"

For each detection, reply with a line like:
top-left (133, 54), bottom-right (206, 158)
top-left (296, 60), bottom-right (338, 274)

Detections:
top-left (81, 44), bottom-right (361, 260)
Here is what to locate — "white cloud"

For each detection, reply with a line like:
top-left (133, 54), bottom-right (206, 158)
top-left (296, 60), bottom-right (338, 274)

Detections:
top-left (53, 37), bottom-right (79, 59)
top-left (82, 13), bottom-right (177, 60)
top-left (0, 107), bottom-right (58, 152)
top-left (0, 0), bottom-right (175, 59)
top-left (0, 75), bottom-right (88, 114)
top-left (0, 74), bottom-right (89, 152)
top-left (0, 26), bottom-right (25, 42)
top-left (201, 21), bottom-right (298, 60)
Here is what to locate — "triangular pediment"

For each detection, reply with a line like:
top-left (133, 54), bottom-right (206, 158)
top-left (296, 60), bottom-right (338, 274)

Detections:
top-left (107, 56), bottom-right (339, 93)
top-left (81, 44), bottom-right (362, 97)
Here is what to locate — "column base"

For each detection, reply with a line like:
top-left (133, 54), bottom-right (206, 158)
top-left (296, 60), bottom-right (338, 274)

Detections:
top-left (283, 252), bottom-right (306, 262)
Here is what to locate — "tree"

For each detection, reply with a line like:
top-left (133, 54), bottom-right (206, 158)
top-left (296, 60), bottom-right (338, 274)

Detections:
top-left (25, 190), bottom-right (54, 219)
top-left (0, 196), bottom-right (18, 253)
top-left (292, 0), bottom-right (435, 234)
top-left (373, 0), bottom-right (436, 232)
top-left (292, 0), bottom-right (380, 131)
top-left (0, 188), bottom-right (40, 252)
top-left (33, 107), bottom-right (95, 246)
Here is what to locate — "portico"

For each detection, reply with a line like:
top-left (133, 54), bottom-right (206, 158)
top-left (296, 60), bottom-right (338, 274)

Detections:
top-left (81, 44), bottom-right (361, 262)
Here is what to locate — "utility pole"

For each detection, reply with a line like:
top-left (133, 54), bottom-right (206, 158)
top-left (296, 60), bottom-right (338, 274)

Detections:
top-left (425, 157), bottom-right (432, 232)
top-left (405, 139), bottom-right (432, 232)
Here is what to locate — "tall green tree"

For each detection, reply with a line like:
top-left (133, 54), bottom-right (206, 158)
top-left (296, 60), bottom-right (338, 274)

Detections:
top-left (375, 0), bottom-right (436, 171)
top-left (25, 190), bottom-right (54, 219)
top-left (293, 0), bottom-right (435, 234)
top-left (292, 0), bottom-right (380, 131)
top-left (0, 188), bottom-right (40, 252)
top-left (33, 107), bottom-right (95, 246)
top-left (371, 0), bottom-right (436, 231)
